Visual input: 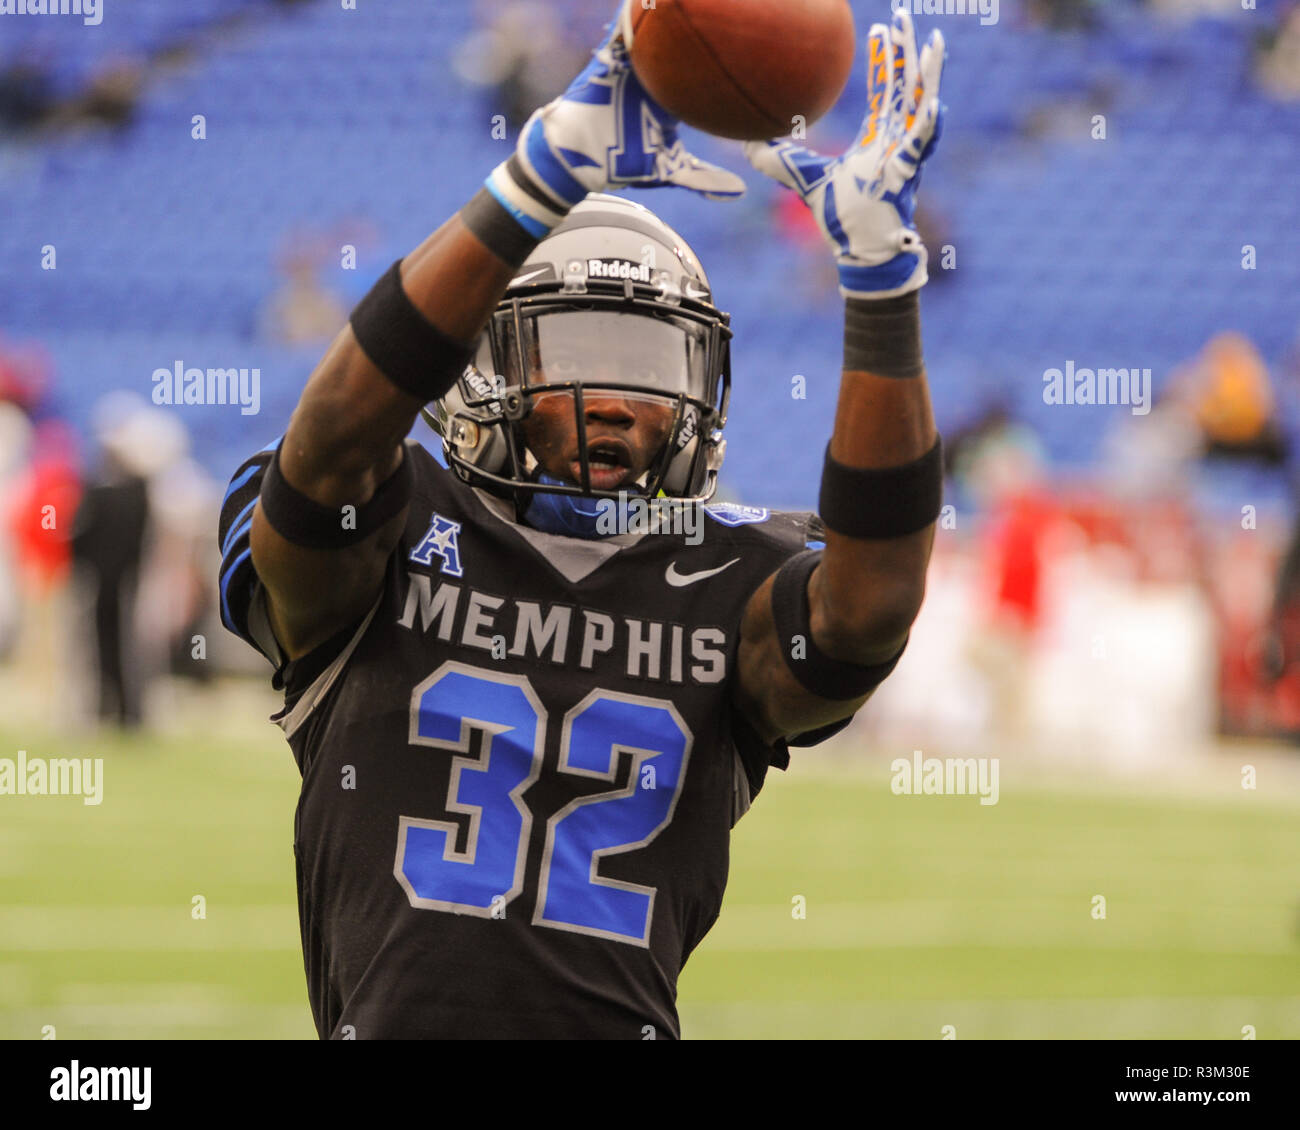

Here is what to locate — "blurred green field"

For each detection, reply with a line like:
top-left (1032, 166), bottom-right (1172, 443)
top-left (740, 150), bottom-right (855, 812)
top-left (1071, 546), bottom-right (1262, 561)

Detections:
top-left (2, 705), bottom-right (1298, 1040)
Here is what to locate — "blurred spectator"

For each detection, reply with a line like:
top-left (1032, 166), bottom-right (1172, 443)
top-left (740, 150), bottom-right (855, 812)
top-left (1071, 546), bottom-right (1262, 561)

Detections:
top-left (7, 417), bottom-right (81, 723)
top-left (9, 418), bottom-right (80, 597)
top-left (70, 395), bottom-right (163, 728)
top-left (43, 56), bottom-right (146, 133)
top-left (81, 58), bottom-right (144, 129)
top-left (1026, 0), bottom-right (1100, 31)
top-left (0, 334), bottom-right (53, 418)
top-left (140, 456), bottom-right (221, 685)
top-left (1186, 332), bottom-right (1287, 466)
top-left (0, 403), bottom-right (35, 659)
top-left (1255, 5), bottom-right (1300, 100)
top-left (952, 409), bottom-right (1053, 740)
top-left (454, 2), bottom-right (585, 131)
top-left (945, 401), bottom-right (1047, 496)
top-left (1099, 386), bottom-right (1201, 503)
top-left (0, 60), bottom-right (55, 134)
top-left (259, 251), bottom-right (347, 346)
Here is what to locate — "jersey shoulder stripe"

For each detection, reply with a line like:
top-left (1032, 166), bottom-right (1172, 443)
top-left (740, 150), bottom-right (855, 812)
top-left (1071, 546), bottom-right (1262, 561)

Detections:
top-left (217, 437), bottom-right (443, 678)
top-left (217, 443), bottom-right (278, 666)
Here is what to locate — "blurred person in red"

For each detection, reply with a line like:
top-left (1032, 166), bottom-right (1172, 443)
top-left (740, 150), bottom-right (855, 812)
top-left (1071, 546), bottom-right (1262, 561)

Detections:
top-left (0, 402), bottom-right (35, 659)
top-left (950, 404), bottom-right (1053, 741)
top-left (6, 417), bottom-right (81, 722)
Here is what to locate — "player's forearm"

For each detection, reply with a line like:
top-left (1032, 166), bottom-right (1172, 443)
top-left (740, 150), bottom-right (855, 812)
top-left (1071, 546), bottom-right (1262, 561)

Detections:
top-left (809, 295), bottom-right (939, 665)
top-left (281, 215), bottom-right (519, 506)
top-left (254, 207), bottom-right (539, 659)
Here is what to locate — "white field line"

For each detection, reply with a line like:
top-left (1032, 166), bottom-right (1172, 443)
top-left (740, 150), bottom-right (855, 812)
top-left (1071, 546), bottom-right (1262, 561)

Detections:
top-left (695, 900), bottom-right (1300, 955)
top-left (0, 1001), bottom-right (311, 1038)
top-left (0, 906), bottom-right (298, 951)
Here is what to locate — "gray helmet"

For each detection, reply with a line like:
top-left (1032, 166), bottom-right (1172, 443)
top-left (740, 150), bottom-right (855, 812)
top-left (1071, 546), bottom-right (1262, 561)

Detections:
top-left (425, 194), bottom-right (731, 508)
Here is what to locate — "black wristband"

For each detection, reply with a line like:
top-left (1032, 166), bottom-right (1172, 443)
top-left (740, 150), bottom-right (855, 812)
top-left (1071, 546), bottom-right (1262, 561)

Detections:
top-left (259, 441), bottom-right (413, 549)
top-left (461, 183), bottom-right (543, 269)
top-left (819, 437), bottom-right (944, 540)
top-left (844, 292), bottom-right (924, 379)
top-left (771, 550), bottom-right (908, 700)
top-left (349, 260), bottom-right (475, 402)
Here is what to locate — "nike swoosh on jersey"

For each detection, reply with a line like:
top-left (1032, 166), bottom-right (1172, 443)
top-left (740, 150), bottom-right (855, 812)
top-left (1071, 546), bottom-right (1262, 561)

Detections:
top-left (664, 557), bottom-right (741, 587)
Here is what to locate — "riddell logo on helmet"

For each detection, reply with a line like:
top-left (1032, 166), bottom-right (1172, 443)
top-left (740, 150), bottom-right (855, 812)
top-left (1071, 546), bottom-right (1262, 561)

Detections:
top-left (587, 258), bottom-right (653, 283)
top-left (464, 370), bottom-right (504, 411)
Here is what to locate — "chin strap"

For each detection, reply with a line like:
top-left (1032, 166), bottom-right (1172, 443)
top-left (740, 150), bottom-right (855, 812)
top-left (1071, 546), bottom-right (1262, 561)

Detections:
top-left (519, 473), bottom-right (643, 540)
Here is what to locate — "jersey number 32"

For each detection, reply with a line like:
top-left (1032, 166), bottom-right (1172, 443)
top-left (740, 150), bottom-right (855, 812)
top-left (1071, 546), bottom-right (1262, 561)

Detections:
top-left (394, 661), bottom-right (692, 947)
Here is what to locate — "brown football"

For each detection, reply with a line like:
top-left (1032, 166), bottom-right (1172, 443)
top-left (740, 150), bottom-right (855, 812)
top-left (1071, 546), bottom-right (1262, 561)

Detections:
top-left (627, 0), bottom-right (856, 140)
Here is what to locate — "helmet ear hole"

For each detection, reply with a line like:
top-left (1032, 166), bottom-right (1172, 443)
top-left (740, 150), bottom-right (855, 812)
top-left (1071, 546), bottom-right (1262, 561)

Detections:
top-left (428, 361), bottom-right (514, 478)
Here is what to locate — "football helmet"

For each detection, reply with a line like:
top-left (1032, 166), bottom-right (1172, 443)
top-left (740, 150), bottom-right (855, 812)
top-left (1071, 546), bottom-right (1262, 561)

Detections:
top-left (425, 194), bottom-right (732, 512)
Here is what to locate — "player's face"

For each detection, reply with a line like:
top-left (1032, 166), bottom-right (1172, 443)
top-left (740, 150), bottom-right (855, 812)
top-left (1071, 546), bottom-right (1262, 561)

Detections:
top-left (521, 388), bottom-right (676, 492)
top-left (504, 310), bottom-right (707, 492)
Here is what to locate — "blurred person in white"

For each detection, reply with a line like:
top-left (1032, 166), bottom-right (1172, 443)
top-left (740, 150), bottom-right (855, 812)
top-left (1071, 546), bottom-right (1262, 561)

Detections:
top-left (141, 452), bottom-right (221, 691)
top-left (78, 397), bottom-right (218, 723)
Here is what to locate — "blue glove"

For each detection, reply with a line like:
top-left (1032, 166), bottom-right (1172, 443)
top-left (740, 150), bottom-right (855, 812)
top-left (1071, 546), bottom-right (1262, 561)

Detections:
top-left (486, 4), bottom-right (745, 240)
top-left (744, 12), bottom-right (946, 299)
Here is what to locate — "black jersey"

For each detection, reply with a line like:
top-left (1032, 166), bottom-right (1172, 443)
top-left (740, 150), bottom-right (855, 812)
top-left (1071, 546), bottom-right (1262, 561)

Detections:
top-left (219, 438), bottom-right (851, 1039)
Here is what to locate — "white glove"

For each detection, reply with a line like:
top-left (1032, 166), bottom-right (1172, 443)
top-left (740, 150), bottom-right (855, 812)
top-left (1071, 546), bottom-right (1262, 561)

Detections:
top-left (744, 12), bottom-right (945, 299)
top-left (487, 4), bottom-right (745, 238)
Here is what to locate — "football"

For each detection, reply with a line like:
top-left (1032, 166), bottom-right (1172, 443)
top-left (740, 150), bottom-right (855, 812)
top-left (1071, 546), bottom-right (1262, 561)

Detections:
top-left (626, 0), bottom-right (856, 140)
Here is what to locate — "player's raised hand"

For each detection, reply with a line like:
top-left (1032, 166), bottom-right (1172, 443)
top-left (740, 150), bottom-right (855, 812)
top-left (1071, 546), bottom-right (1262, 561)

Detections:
top-left (511, 4), bottom-right (746, 209)
top-left (744, 12), bottom-right (945, 299)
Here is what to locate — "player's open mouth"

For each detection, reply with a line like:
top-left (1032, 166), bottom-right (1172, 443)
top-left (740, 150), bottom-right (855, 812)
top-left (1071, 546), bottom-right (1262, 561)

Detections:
top-left (574, 440), bottom-right (632, 489)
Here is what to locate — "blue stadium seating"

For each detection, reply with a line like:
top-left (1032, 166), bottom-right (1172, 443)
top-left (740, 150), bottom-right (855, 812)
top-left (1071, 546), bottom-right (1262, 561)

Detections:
top-left (1, 0), bottom-right (1298, 508)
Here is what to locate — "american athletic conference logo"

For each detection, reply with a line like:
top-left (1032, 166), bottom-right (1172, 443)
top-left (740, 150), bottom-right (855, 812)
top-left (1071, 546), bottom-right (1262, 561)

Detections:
top-left (410, 513), bottom-right (463, 577)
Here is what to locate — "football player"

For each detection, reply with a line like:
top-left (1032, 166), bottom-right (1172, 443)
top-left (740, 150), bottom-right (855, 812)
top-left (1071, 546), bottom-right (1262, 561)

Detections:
top-left (219, 10), bottom-right (946, 1038)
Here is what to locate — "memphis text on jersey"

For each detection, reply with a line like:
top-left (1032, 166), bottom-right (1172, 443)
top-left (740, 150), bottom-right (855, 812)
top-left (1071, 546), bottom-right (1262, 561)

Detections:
top-left (398, 572), bottom-right (727, 686)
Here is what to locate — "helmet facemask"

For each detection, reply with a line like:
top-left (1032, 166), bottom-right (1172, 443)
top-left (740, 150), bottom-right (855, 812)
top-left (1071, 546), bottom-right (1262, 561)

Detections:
top-left (429, 279), bottom-right (731, 509)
